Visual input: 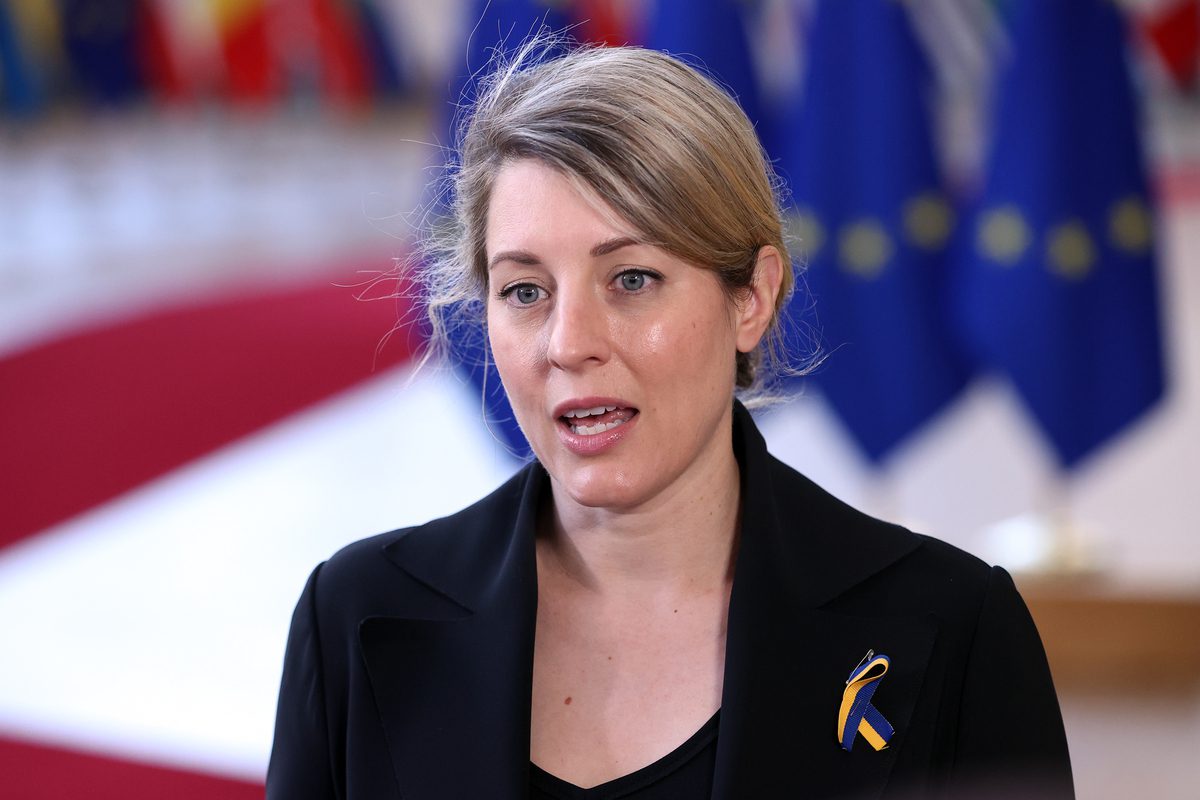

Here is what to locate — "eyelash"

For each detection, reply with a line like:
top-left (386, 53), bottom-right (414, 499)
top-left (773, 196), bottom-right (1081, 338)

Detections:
top-left (496, 269), bottom-right (662, 305)
top-left (496, 283), bottom-right (547, 305)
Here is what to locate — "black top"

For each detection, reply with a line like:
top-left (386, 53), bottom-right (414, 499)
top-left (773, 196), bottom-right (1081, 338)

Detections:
top-left (530, 712), bottom-right (720, 800)
top-left (267, 402), bottom-right (1073, 799)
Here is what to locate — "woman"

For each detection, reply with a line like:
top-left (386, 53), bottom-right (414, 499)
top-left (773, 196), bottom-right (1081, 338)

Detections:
top-left (268, 45), bottom-right (1072, 799)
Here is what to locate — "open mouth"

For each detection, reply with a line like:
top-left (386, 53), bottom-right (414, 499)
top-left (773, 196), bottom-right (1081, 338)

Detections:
top-left (559, 405), bottom-right (638, 436)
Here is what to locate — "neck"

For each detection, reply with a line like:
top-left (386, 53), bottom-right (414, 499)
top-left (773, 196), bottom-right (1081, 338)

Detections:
top-left (538, 435), bottom-right (741, 599)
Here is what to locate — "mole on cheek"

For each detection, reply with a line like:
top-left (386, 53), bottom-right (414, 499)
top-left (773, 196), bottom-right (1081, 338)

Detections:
top-left (564, 696), bottom-right (572, 705)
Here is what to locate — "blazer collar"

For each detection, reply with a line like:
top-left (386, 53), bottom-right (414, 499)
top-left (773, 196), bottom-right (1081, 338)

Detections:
top-left (379, 453), bottom-right (544, 617)
top-left (361, 402), bottom-right (935, 799)
top-left (727, 400), bottom-right (921, 610)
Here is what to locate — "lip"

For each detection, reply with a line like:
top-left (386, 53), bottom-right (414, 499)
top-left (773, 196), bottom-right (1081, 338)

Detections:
top-left (552, 396), bottom-right (639, 456)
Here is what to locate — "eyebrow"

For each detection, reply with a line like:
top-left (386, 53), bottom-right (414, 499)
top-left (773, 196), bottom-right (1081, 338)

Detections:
top-left (487, 236), bottom-right (641, 270)
top-left (591, 236), bottom-right (640, 258)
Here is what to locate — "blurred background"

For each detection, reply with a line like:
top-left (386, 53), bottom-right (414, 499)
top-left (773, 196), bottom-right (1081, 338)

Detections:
top-left (1, 0), bottom-right (1197, 797)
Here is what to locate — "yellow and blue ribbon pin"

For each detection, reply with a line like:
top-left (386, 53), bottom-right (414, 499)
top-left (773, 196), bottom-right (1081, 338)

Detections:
top-left (837, 650), bottom-right (894, 752)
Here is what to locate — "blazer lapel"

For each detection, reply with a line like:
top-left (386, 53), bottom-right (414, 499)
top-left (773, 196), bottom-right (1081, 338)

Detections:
top-left (358, 465), bottom-right (544, 800)
top-left (712, 406), bottom-right (939, 800)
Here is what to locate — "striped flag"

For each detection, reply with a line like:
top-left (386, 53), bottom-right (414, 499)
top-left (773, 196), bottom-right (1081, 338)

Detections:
top-left (210, 0), bottom-right (281, 105)
top-left (59, 0), bottom-right (145, 105)
top-left (305, 0), bottom-right (374, 108)
top-left (355, 0), bottom-right (409, 97)
top-left (0, 0), bottom-right (57, 114)
top-left (136, 0), bottom-right (189, 101)
top-left (0, 6), bottom-right (37, 115)
top-left (143, 0), bottom-right (226, 99)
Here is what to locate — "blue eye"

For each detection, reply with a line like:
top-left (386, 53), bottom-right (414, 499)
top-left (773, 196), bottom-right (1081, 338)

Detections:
top-left (499, 283), bottom-right (544, 305)
top-left (619, 271), bottom-right (655, 291)
top-left (514, 286), bottom-right (541, 304)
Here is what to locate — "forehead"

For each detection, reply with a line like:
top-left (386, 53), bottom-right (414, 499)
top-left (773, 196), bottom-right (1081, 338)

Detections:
top-left (486, 160), bottom-right (636, 253)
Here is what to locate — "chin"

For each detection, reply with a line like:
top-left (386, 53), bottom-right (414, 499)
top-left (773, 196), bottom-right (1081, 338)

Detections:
top-left (553, 466), bottom-right (646, 510)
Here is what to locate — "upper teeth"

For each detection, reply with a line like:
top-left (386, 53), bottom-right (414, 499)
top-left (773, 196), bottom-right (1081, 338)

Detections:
top-left (563, 405), bottom-right (617, 419)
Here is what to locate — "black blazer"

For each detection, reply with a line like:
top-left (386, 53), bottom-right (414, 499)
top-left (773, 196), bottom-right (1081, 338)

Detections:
top-left (268, 404), bottom-right (1073, 799)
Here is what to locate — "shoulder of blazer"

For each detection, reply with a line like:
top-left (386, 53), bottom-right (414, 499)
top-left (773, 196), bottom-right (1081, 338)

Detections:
top-left (709, 410), bottom-right (1029, 799)
top-left (759, 447), bottom-right (995, 621)
top-left (276, 466), bottom-right (546, 800)
top-left (309, 463), bottom-right (542, 628)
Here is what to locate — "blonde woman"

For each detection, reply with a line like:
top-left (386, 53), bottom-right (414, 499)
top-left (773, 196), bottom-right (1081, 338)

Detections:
top-left (267, 45), bottom-right (1073, 800)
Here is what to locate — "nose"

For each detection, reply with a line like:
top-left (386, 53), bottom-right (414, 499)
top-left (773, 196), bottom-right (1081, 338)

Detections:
top-left (546, 285), bottom-right (612, 371)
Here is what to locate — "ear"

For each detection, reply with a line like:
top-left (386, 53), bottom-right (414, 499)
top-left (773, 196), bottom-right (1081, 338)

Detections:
top-left (735, 245), bottom-right (785, 353)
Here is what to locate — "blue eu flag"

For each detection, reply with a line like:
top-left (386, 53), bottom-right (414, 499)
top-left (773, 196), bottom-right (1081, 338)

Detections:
top-left (432, 299), bottom-right (532, 460)
top-left (777, 0), bottom-right (969, 464)
top-left (951, 0), bottom-right (1166, 468)
top-left (640, 0), bottom-right (765, 140)
top-left (441, 1), bottom-right (576, 459)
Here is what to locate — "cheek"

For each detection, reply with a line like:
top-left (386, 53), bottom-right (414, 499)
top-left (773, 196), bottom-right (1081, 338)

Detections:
top-left (641, 320), bottom-right (668, 352)
top-left (487, 317), bottom-right (546, 391)
top-left (639, 302), bottom-right (735, 365)
top-left (623, 309), bottom-right (736, 403)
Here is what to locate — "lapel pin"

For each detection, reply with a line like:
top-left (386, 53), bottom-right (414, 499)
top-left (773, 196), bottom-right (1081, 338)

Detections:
top-left (837, 649), bottom-right (894, 752)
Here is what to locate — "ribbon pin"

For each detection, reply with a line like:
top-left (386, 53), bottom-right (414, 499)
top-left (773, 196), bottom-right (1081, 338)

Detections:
top-left (837, 650), bottom-right (894, 752)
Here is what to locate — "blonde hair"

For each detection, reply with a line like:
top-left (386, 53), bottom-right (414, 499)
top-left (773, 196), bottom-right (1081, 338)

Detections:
top-left (420, 40), bottom-right (797, 394)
